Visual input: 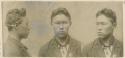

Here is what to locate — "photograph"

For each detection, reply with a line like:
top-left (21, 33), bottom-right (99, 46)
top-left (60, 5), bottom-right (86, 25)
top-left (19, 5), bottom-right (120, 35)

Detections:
top-left (2, 1), bottom-right (123, 57)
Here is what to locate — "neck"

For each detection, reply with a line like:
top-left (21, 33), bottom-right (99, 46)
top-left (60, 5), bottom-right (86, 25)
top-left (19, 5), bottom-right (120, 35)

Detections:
top-left (58, 35), bottom-right (67, 42)
top-left (104, 34), bottom-right (113, 42)
top-left (100, 34), bottom-right (114, 46)
top-left (56, 35), bottom-right (69, 46)
top-left (8, 31), bottom-right (21, 42)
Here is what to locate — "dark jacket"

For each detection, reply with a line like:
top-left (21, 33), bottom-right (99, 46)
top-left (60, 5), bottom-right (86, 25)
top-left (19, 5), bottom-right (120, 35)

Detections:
top-left (4, 37), bottom-right (30, 57)
top-left (39, 36), bottom-right (82, 57)
top-left (82, 38), bottom-right (123, 57)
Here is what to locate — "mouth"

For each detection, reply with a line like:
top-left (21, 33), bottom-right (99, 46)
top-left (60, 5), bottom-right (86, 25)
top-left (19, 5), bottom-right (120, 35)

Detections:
top-left (59, 32), bottom-right (65, 34)
top-left (59, 30), bottom-right (65, 32)
top-left (97, 32), bottom-right (104, 35)
top-left (57, 29), bottom-right (66, 34)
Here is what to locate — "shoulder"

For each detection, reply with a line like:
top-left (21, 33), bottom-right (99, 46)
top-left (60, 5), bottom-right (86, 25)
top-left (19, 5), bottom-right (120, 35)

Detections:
top-left (114, 38), bottom-right (123, 44)
top-left (4, 39), bottom-right (21, 57)
top-left (82, 38), bottom-right (99, 54)
top-left (4, 39), bottom-right (19, 51)
top-left (69, 38), bottom-right (82, 51)
top-left (83, 39), bottom-right (98, 49)
top-left (39, 38), bottom-right (55, 50)
top-left (70, 37), bottom-right (81, 46)
top-left (113, 38), bottom-right (123, 56)
top-left (82, 39), bottom-right (99, 57)
top-left (114, 38), bottom-right (123, 48)
top-left (38, 39), bottom-right (55, 56)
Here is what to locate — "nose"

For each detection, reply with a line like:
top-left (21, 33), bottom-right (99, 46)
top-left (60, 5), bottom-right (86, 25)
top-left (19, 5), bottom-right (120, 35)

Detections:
top-left (59, 24), bottom-right (64, 30)
top-left (97, 25), bottom-right (102, 31)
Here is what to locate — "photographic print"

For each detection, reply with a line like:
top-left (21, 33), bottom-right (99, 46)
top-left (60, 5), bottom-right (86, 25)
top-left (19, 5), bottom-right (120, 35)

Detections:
top-left (1, 1), bottom-right (123, 57)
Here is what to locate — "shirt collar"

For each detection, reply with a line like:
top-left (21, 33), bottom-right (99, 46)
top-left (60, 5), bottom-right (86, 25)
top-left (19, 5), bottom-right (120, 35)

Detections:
top-left (92, 36), bottom-right (114, 48)
top-left (55, 35), bottom-right (70, 47)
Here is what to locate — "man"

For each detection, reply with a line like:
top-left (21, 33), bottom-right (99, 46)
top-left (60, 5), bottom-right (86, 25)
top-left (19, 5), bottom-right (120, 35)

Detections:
top-left (39, 8), bottom-right (82, 57)
top-left (82, 8), bottom-right (123, 57)
top-left (4, 8), bottom-right (30, 57)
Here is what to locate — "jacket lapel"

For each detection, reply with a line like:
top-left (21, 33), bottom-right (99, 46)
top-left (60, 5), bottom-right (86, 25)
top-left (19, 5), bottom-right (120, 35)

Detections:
top-left (112, 39), bottom-right (122, 57)
top-left (92, 39), bottom-right (105, 57)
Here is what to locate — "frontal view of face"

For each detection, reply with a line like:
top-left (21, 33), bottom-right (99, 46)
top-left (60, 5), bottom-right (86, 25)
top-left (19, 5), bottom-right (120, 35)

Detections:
top-left (52, 14), bottom-right (71, 38)
top-left (96, 15), bottom-right (115, 39)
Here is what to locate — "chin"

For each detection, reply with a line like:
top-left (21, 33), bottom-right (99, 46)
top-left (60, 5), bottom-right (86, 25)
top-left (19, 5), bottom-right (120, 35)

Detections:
top-left (98, 36), bottom-right (105, 39)
top-left (58, 35), bottom-right (65, 38)
top-left (21, 34), bottom-right (28, 39)
top-left (58, 34), bottom-right (67, 38)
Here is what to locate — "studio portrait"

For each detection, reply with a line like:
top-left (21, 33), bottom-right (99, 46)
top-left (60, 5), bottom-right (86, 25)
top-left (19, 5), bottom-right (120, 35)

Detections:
top-left (2, 1), bottom-right (123, 57)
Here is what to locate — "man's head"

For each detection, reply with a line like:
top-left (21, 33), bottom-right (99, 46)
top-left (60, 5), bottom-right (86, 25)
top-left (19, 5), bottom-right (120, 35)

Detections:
top-left (6, 8), bottom-right (30, 39)
top-left (96, 8), bottom-right (117, 39)
top-left (51, 8), bottom-right (71, 38)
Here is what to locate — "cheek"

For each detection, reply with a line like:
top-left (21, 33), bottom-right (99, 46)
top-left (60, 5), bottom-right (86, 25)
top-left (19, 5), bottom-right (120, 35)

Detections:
top-left (18, 27), bottom-right (25, 33)
top-left (64, 24), bottom-right (70, 30)
top-left (16, 26), bottom-right (23, 31)
top-left (17, 25), bottom-right (27, 34)
top-left (53, 25), bottom-right (59, 32)
top-left (65, 26), bottom-right (69, 31)
top-left (103, 25), bottom-right (113, 34)
top-left (52, 23), bottom-right (70, 31)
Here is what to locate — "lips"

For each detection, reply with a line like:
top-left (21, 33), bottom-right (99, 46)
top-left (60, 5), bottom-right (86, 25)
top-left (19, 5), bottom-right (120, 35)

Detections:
top-left (97, 32), bottom-right (104, 35)
top-left (58, 31), bottom-right (65, 34)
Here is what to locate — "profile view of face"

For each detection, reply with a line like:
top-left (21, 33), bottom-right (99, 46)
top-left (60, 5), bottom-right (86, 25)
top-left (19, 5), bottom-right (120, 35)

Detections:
top-left (16, 17), bottom-right (30, 39)
top-left (52, 14), bottom-right (71, 38)
top-left (96, 15), bottom-right (115, 39)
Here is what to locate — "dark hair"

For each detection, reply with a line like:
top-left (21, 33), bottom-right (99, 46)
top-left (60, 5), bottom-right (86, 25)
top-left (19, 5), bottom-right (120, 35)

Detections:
top-left (96, 8), bottom-right (117, 25)
top-left (51, 8), bottom-right (71, 23)
top-left (6, 8), bottom-right (26, 31)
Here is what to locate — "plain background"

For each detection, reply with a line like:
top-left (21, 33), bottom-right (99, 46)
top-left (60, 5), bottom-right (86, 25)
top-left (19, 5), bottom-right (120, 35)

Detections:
top-left (2, 1), bottom-right (123, 56)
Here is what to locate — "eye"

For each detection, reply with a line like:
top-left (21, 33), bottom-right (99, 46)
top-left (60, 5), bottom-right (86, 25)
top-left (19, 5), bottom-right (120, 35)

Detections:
top-left (62, 21), bottom-right (68, 24)
top-left (55, 22), bottom-right (61, 24)
top-left (101, 22), bottom-right (107, 25)
top-left (96, 22), bottom-right (107, 25)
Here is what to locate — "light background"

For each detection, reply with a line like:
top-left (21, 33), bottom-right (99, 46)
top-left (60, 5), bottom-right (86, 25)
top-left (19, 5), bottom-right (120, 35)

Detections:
top-left (2, 1), bottom-right (123, 56)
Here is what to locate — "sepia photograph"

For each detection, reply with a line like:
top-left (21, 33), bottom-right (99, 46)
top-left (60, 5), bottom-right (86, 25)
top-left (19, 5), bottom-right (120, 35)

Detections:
top-left (1, 1), bottom-right (123, 57)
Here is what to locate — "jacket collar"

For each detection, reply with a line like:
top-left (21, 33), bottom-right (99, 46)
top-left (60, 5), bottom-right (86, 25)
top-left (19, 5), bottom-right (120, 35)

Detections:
top-left (54, 35), bottom-right (70, 48)
top-left (92, 36), bottom-right (121, 48)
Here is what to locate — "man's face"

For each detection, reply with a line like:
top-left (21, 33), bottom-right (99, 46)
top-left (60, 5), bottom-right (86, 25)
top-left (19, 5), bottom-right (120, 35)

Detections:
top-left (16, 17), bottom-right (30, 39)
top-left (96, 15), bottom-right (115, 39)
top-left (52, 14), bottom-right (71, 38)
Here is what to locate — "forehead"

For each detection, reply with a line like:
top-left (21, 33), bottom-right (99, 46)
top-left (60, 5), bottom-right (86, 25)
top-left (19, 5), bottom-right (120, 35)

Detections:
top-left (96, 15), bottom-right (112, 23)
top-left (52, 14), bottom-right (70, 22)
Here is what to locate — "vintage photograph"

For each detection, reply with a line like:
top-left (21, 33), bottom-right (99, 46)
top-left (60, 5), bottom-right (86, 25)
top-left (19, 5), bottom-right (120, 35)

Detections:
top-left (2, 1), bottom-right (123, 57)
